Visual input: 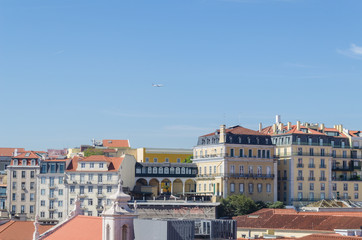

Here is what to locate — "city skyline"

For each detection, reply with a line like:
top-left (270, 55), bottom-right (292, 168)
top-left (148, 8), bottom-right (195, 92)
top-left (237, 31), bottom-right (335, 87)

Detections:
top-left (1, 0), bottom-right (362, 150)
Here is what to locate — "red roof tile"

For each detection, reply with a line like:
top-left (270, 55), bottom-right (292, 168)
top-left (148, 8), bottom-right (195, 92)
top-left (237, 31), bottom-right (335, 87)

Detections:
top-left (0, 148), bottom-right (25, 157)
top-left (202, 125), bottom-right (267, 137)
top-left (0, 220), bottom-right (53, 240)
top-left (102, 139), bottom-right (130, 148)
top-left (13, 151), bottom-right (40, 159)
top-left (42, 215), bottom-right (102, 240)
top-left (66, 156), bottom-right (124, 172)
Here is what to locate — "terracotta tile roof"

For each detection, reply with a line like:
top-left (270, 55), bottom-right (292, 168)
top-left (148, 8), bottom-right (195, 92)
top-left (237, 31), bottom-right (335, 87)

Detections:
top-left (349, 130), bottom-right (361, 137)
top-left (102, 139), bottom-right (130, 148)
top-left (234, 209), bottom-right (362, 231)
top-left (0, 148), bottom-right (25, 157)
top-left (12, 151), bottom-right (40, 159)
top-left (0, 220), bottom-right (53, 240)
top-left (299, 234), bottom-right (362, 240)
top-left (202, 125), bottom-right (267, 137)
top-left (262, 125), bottom-right (349, 138)
top-left (66, 156), bottom-right (124, 172)
top-left (42, 215), bottom-right (102, 240)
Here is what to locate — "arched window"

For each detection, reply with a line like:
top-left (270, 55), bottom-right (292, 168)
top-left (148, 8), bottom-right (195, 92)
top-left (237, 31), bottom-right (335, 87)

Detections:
top-left (13, 159), bottom-right (18, 166)
top-left (31, 159), bottom-right (36, 166)
top-left (106, 224), bottom-right (110, 240)
top-left (122, 224), bottom-right (128, 240)
top-left (22, 159), bottom-right (27, 166)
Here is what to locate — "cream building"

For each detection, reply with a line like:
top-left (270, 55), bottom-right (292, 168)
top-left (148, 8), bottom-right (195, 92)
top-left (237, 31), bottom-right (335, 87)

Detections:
top-left (65, 154), bottom-right (136, 217)
top-left (193, 125), bottom-right (277, 202)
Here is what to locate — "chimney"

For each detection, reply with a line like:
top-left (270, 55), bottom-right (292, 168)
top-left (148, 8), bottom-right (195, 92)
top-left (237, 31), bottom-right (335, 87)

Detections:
top-left (259, 123), bottom-right (263, 132)
top-left (339, 124), bottom-right (343, 133)
top-left (320, 123), bottom-right (325, 132)
top-left (219, 125), bottom-right (226, 143)
top-left (297, 121), bottom-right (301, 131)
top-left (279, 123), bottom-right (284, 131)
top-left (272, 124), bottom-right (277, 133)
top-left (287, 122), bottom-right (292, 130)
top-left (276, 115), bottom-right (281, 124)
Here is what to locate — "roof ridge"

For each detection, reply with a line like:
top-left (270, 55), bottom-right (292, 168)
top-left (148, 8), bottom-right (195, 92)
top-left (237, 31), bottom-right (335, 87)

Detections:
top-left (0, 221), bottom-right (14, 233)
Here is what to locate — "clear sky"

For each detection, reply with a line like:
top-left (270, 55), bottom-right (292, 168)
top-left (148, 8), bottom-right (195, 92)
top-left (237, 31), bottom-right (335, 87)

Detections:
top-left (1, 0), bottom-right (361, 150)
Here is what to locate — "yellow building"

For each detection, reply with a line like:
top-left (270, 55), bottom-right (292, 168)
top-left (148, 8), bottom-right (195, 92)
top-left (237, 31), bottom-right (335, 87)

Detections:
top-left (262, 119), bottom-right (362, 206)
top-left (136, 148), bottom-right (192, 163)
top-left (193, 125), bottom-right (277, 202)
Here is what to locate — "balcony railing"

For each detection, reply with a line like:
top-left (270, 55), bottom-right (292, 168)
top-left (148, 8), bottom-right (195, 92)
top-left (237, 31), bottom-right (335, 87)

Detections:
top-left (308, 164), bottom-right (315, 168)
top-left (297, 176), bottom-right (304, 181)
top-left (296, 164), bottom-right (304, 168)
top-left (197, 173), bottom-right (275, 179)
top-left (319, 164), bottom-right (326, 168)
top-left (193, 153), bottom-right (275, 160)
top-left (308, 177), bottom-right (315, 181)
top-left (319, 177), bottom-right (326, 181)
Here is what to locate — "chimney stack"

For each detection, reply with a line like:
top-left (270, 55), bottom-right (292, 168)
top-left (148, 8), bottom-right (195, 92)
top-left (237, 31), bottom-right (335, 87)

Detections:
top-left (259, 123), bottom-right (263, 132)
top-left (276, 115), bottom-right (281, 124)
top-left (320, 123), bottom-right (325, 132)
top-left (287, 122), bottom-right (292, 130)
top-left (279, 123), bottom-right (284, 131)
top-left (219, 125), bottom-right (226, 143)
top-left (272, 124), bottom-right (277, 133)
top-left (297, 121), bottom-right (301, 131)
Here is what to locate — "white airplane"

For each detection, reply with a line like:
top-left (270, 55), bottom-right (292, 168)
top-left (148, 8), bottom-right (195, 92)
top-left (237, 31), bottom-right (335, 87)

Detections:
top-left (152, 83), bottom-right (163, 87)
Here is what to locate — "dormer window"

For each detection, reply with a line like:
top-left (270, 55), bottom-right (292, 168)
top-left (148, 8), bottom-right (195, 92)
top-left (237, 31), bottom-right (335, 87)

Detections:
top-left (239, 137), bottom-right (242, 144)
top-left (22, 159), bottom-right (27, 166)
top-left (247, 137), bottom-right (251, 144)
top-left (31, 159), bottom-right (36, 166)
top-left (25, 153), bottom-right (30, 157)
top-left (13, 159), bottom-right (18, 166)
top-left (99, 163), bottom-right (104, 168)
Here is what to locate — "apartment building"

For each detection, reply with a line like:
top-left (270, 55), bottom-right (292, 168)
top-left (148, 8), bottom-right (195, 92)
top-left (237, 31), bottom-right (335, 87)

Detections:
top-left (136, 148), bottom-right (193, 163)
top-left (37, 158), bottom-right (71, 223)
top-left (262, 118), bottom-right (362, 205)
top-left (65, 154), bottom-right (136, 217)
top-left (193, 125), bottom-right (277, 202)
top-left (6, 151), bottom-right (42, 220)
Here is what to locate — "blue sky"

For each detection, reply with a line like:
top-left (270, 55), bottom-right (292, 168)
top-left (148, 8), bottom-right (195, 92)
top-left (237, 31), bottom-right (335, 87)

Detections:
top-left (0, 0), bottom-right (361, 150)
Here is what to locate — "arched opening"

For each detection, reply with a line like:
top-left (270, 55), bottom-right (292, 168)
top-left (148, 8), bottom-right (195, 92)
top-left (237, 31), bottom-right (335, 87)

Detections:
top-left (172, 179), bottom-right (183, 195)
top-left (122, 224), bottom-right (128, 240)
top-left (161, 179), bottom-right (171, 194)
top-left (149, 178), bottom-right (160, 196)
top-left (185, 179), bottom-right (196, 193)
top-left (135, 178), bottom-right (147, 187)
top-left (106, 224), bottom-right (110, 240)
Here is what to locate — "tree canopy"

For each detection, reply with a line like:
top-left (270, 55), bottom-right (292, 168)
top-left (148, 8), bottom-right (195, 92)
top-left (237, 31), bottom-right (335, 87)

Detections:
top-left (84, 148), bottom-right (105, 157)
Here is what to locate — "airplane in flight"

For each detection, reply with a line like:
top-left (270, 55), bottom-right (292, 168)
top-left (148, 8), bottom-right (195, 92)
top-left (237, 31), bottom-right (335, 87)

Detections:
top-left (152, 83), bottom-right (163, 87)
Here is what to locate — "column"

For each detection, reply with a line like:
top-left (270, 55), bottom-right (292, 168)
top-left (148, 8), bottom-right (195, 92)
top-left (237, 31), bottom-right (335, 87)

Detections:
top-left (223, 178), bottom-right (228, 198)
top-left (159, 181), bottom-right (162, 195)
top-left (183, 182), bottom-right (185, 196)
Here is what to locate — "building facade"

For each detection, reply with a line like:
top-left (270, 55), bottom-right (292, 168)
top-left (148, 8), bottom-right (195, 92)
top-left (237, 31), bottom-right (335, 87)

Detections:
top-left (65, 154), bottom-right (136, 217)
top-left (37, 158), bottom-right (70, 223)
top-left (193, 125), bottom-right (277, 202)
top-left (136, 148), bottom-right (193, 163)
top-left (6, 151), bottom-right (42, 220)
top-left (262, 119), bottom-right (362, 205)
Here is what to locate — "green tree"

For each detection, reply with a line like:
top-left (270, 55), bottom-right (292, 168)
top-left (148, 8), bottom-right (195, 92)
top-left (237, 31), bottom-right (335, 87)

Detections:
top-left (267, 201), bottom-right (285, 209)
top-left (183, 155), bottom-right (193, 163)
top-left (84, 148), bottom-right (105, 157)
top-left (219, 195), bottom-right (258, 218)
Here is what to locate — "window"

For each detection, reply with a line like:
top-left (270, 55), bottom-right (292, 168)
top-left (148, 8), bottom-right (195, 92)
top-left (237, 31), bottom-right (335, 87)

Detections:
top-left (30, 205), bottom-right (34, 213)
top-left (309, 148), bottom-right (314, 156)
top-left (59, 177), bottom-right (63, 184)
top-left (321, 183), bottom-right (325, 191)
top-left (41, 200), bottom-right (45, 206)
top-left (41, 189), bottom-right (45, 195)
top-left (257, 166), bottom-right (262, 176)
top-left (309, 192), bottom-right (314, 200)
top-left (344, 183), bottom-right (348, 191)
top-left (230, 149), bottom-right (234, 157)
top-left (320, 148), bottom-right (325, 156)
top-left (239, 183), bottom-right (244, 193)
top-left (165, 158), bottom-right (169, 163)
top-left (145, 158), bottom-right (149, 162)
top-left (99, 163), bottom-right (104, 168)
top-left (49, 177), bottom-right (54, 187)
top-left (248, 183), bottom-right (253, 193)
top-left (98, 186), bottom-right (102, 194)
top-left (298, 192), bottom-right (303, 200)
top-left (12, 182), bottom-right (16, 190)
top-left (98, 174), bottom-right (103, 183)
top-left (88, 174), bottom-right (93, 181)
top-left (70, 198), bottom-right (74, 205)
top-left (153, 158), bottom-right (158, 163)
top-left (248, 166), bottom-right (253, 174)
top-left (59, 189), bottom-right (63, 195)
top-left (239, 165), bottom-right (244, 175)
top-left (266, 184), bottom-right (271, 192)
top-left (70, 174), bottom-right (75, 180)
top-left (230, 165), bottom-right (235, 174)
top-left (298, 148), bottom-right (302, 156)
top-left (248, 149), bottom-right (252, 157)
top-left (239, 149), bottom-right (244, 157)
top-left (30, 193), bottom-right (34, 201)
top-left (177, 158), bottom-right (181, 163)
top-left (257, 183), bottom-right (262, 193)
top-left (58, 201), bottom-right (63, 207)
top-left (310, 183), bottom-right (314, 191)
top-left (333, 183), bottom-right (337, 191)
top-left (81, 163), bottom-right (85, 168)
top-left (40, 212), bottom-right (45, 218)
top-left (107, 174), bottom-right (112, 181)
top-left (298, 183), bottom-right (303, 190)
top-left (12, 193), bottom-right (16, 201)
top-left (88, 186), bottom-right (93, 193)
top-left (90, 163), bottom-right (94, 168)
top-left (21, 171), bottom-right (25, 178)
top-left (80, 186), bottom-right (85, 194)
top-left (21, 193), bottom-right (25, 201)
top-left (30, 171), bottom-right (34, 178)
top-left (58, 212), bottom-right (63, 218)
top-left (13, 171), bottom-right (17, 178)
top-left (88, 198), bottom-right (93, 205)
top-left (50, 164), bottom-right (56, 173)
top-left (230, 183), bottom-right (235, 193)
top-left (355, 193), bottom-right (359, 200)
top-left (355, 183), bottom-right (359, 191)
top-left (70, 186), bottom-right (75, 193)
top-left (107, 186), bottom-right (112, 193)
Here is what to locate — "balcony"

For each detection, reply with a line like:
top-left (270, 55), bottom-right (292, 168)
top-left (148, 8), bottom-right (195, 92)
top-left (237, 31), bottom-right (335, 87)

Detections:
top-left (308, 177), bottom-right (315, 181)
top-left (224, 173), bottom-right (275, 179)
top-left (319, 164), bottom-right (326, 168)
top-left (297, 176), bottom-right (304, 181)
top-left (49, 184), bottom-right (56, 189)
top-left (96, 205), bottom-right (104, 210)
top-left (49, 195), bottom-right (57, 200)
top-left (296, 163), bottom-right (304, 168)
top-left (48, 207), bottom-right (56, 211)
top-left (319, 177), bottom-right (326, 181)
top-left (79, 193), bottom-right (87, 198)
top-left (332, 166), bottom-right (353, 171)
top-left (308, 164), bottom-right (315, 168)
top-left (97, 193), bottom-right (103, 198)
